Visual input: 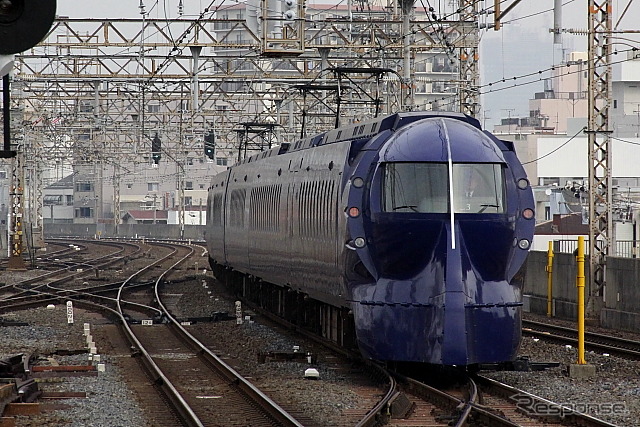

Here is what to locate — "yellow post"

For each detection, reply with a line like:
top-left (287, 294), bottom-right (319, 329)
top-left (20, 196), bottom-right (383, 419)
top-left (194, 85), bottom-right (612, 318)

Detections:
top-left (546, 241), bottom-right (554, 317)
top-left (576, 236), bottom-right (586, 364)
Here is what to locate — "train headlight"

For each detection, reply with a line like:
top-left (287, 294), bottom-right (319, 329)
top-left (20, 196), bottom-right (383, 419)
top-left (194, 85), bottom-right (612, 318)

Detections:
top-left (348, 207), bottom-right (360, 218)
top-left (354, 237), bottom-right (366, 248)
top-left (517, 178), bottom-right (529, 190)
top-left (352, 177), bottom-right (364, 188)
top-left (522, 208), bottom-right (535, 219)
top-left (518, 239), bottom-right (531, 250)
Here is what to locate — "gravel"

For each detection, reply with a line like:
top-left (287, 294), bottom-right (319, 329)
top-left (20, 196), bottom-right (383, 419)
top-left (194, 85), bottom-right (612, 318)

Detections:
top-left (3, 269), bottom-right (640, 426)
top-left (482, 312), bottom-right (640, 426)
top-left (0, 305), bottom-right (149, 427)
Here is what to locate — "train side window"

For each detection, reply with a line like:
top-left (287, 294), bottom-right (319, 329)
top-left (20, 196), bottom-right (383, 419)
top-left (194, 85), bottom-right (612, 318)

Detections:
top-left (229, 189), bottom-right (246, 227)
top-left (212, 194), bottom-right (223, 226)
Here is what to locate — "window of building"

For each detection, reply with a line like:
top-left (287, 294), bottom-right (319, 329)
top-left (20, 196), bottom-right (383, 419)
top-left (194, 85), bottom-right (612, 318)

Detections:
top-left (185, 181), bottom-right (193, 190)
top-left (148, 182), bottom-right (159, 192)
top-left (66, 195), bottom-right (74, 205)
top-left (199, 183), bottom-right (205, 190)
top-left (76, 207), bottom-right (93, 218)
top-left (216, 157), bottom-right (228, 166)
top-left (0, 171), bottom-right (6, 179)
top-left (126, 184), bottom-right (133, 189)
top-left (184, 196), bottom-right (193, 206)
top-left (44, 195), bottom-right (63, 205)
top-left (75, 182), bottom-right (93, 192)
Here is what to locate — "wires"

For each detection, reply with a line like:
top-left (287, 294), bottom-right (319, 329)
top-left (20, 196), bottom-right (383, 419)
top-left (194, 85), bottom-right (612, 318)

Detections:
top-left (522, 126), bottom-right (585, 165)
top-left (497, 0), bottom-right (580, 26)
top-left (610, 135), bottom-right (640, 147)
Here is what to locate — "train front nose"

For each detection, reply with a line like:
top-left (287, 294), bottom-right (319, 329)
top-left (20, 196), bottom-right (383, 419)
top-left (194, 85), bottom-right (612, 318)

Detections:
top-left (350, 220), bottom-right (522, 366)
top-left (440, 222), bottom-right (522, 365)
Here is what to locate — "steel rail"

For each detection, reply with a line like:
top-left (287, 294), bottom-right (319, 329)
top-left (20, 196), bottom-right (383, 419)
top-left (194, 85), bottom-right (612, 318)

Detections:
top-left (523, 319), bottom-right (640, 359)
top-left (152, 243), bottom-right (305, 427)
top-left (0, 240), bottom-right (138, 304)
top-left (115, 242), bottom-right (205, 427)
top-left (475, 375), bottom-right (619, 427)
top-left (238, 296), bottom-right (399, 426)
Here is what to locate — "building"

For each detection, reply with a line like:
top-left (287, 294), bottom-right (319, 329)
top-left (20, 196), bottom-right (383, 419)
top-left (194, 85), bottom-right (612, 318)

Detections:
top-left (611, 50), bottom-right (640, 137)
top-left (37, 159), bottom-right (222, 227)
top-left (495, 52), bottom-right (640, 253)
top-left (493, 52), bottom-right (589, 135)
top-left (122, 210), bottom-right (168, 225)
top-left (43, 174), bottom-right (75, 224)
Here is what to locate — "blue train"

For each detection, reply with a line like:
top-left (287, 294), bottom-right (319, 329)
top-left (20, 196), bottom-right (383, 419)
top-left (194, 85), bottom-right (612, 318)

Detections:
top-left (206, 112), bottom-right (535, 366)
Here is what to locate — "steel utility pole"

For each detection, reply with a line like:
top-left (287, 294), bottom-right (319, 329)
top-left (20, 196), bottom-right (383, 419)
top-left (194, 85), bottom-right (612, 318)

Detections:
top-left (586, 0), bottom-right (612, 318)
top-left (459, 0), bottom-right (480, 117)
top-left (401, 0), bottom-right (414, 111)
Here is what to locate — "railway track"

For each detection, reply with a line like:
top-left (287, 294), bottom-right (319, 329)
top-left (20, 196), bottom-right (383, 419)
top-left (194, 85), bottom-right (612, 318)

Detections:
top-left (238, 292), bottom-right (626, 426)
top-left (234, 293), bottom-right (603, 426)
top-left (522, 318), bottom-right (640, 360)
top-left (115, 242), bottom-right (305, 426)
top-left (0, 239), bottom-right (141, 308)
top-left (1, 240), bottom-right (633, 426)
top-left (1, 239), bottom-right (310, 426)
top-left (388, 370), bottom-right (619, 426)
top-left (475, 375), bottom-right (618, 427)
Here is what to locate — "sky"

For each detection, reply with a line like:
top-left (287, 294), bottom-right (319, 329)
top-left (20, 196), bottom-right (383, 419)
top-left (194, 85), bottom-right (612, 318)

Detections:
top-left (479, 1), bottom-right (640, 127)
top-left (53, 0), bottom-right (640, 129)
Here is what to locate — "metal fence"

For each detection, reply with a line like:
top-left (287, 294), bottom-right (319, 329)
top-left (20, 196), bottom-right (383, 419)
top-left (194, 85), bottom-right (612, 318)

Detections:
top-left (552, 239), bottom-right (637, 258)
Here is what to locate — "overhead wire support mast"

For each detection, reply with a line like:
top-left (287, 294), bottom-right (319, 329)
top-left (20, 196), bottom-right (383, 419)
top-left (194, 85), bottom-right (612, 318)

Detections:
top-left (586, 0), bottom-right (613, 318)
top-left (459, 0), bottom-right (480, 117)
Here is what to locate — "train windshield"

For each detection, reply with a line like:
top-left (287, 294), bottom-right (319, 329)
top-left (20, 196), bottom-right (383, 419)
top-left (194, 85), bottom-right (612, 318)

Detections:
top-left (382, 163), bottom-right (505, 214)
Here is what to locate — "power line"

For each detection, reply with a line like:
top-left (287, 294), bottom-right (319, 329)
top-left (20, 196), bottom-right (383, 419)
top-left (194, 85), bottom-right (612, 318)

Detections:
top-left (522, 126), bottom-right (585, 165)
top-left (424, 44), bottom-right (640, 109)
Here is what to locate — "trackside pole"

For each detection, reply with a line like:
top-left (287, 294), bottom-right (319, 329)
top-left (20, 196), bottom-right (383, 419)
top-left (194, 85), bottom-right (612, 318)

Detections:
top-left (576, 236), bottom-right (586, 364)
top-left (569, 236), bottom-right (595, 379)
top-left (546, 241), bottom-right (554, 317)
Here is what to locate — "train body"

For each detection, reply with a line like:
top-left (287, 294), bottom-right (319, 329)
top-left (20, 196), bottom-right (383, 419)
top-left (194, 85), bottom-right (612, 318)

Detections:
top-left (206, 112), bottom-right (535, 366)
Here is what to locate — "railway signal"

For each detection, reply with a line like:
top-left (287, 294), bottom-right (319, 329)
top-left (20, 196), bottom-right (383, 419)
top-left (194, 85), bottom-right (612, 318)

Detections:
top-left (1, 0), bottom-right (56, 159)
top-left (0, 0), bottom-right (57, 55)
top-left (151, 133), bottom-right (161, 164)
top-left (204, 131), bottom-right (215, 160)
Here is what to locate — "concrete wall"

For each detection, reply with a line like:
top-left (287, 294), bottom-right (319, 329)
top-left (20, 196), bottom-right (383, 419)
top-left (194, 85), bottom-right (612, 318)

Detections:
top-left (42, 223), bottom-right (206, 242)
top-left (601, 256), bottom-right (640, 331)
top-left (524, 250), bottom-right (640, 332)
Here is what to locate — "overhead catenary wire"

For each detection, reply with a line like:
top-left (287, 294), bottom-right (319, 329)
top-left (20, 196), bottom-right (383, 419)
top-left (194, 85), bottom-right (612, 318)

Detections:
top-left (424, 44), bottom-right (640, 110)
top-left (20, 1), bottom-right (640, 150)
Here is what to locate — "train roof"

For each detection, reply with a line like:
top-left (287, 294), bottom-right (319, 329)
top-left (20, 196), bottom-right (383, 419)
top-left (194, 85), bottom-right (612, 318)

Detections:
top-left (236, 112), bottom-right (482, 166)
